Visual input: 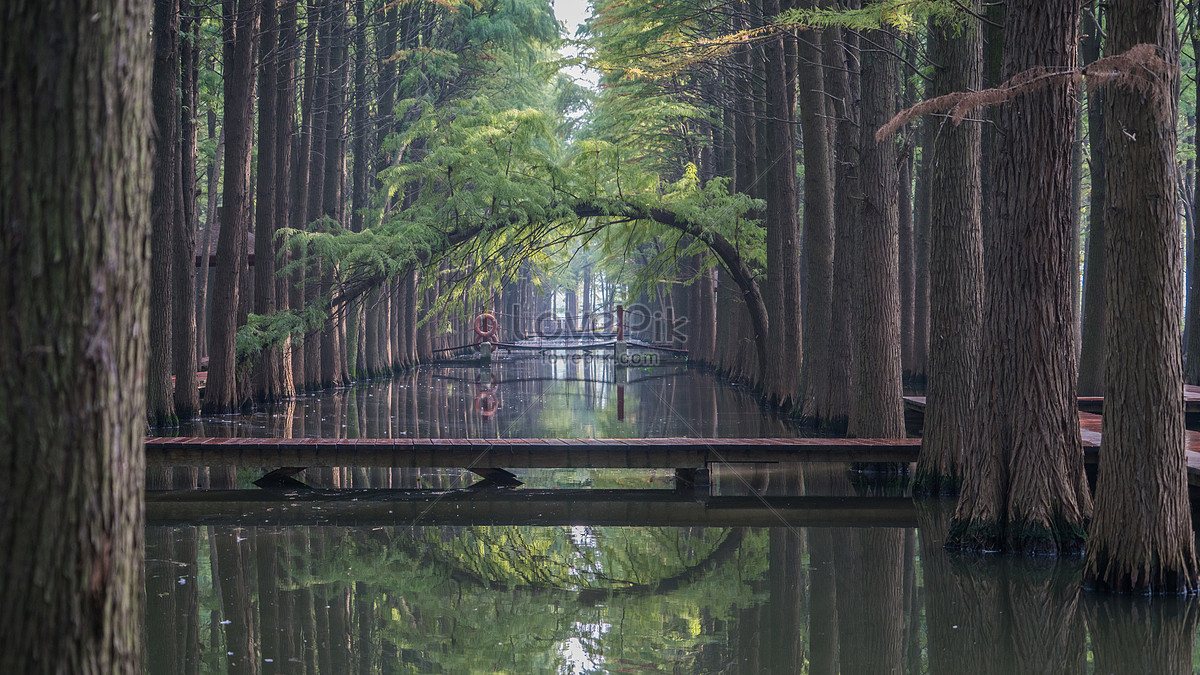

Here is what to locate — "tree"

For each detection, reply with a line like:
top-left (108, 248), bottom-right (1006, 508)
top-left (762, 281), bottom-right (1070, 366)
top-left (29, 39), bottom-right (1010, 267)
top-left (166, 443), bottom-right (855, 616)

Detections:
top-left (796, 0), bottom-right (836, 422)
top-left (0, 0), bottom-right (150, 670)
top-left (949, 0), bottom-right (1092, 554)
top-left (254, 0), bottom-right (286, 402)
top-left (149, 0), bottom-right (181, 425)
top-left (174, 0), bottom-right (202, 418)
top-left (848, 24), bottom-right (904, 439)
top-left (1082, 0), bottom-right (1199, 593)
top-left (206, 0), bottom-right (261, 412)
top-left (760, 0), bottom-right (803, 408)
top-left (915, 4), bottom-right (983, 494)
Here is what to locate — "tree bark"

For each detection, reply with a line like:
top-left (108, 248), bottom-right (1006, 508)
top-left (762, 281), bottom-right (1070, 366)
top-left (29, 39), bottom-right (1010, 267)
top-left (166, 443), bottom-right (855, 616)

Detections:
top-left (273, 0), bottom-right (298, 397)
top-left (796, 4), bottom-right (835, 421)
top-left (823, 21), bottom-right (859, 433)
top-left (761, 0), bottom-right (803, 407)
top-left (1083, 0), bottom-right (1199, 593)
top-left (848, 25), bottom-right (904, 439)
top-left (949, 0), bottom-right (1092, 554)
top-left (916, 4), bottom-right (984, 495)
top-left (254, 0), bottom-right (284, 402)
top-left (175, 0), bottom-right (201, 418)
top-left (149, 0), bottom-right (181, 426)
top-left (206, 0), bottom-right (261, 412)
top-left (0, 0), bottom-right (150, 669)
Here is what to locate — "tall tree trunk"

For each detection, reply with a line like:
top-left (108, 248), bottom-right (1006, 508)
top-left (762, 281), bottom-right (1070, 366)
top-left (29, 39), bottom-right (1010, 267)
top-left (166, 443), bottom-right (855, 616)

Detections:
top-left (915, 3), bottom-right (984, 495)
top-left (289, 1), bottom-right (317, 390)
top-left (196, 114), bottom-right (223, 366)
top-left (1083, 0), bottom-right (1199, 593)
top-left (321, 0), bottom-right (349, 388)
top-left (273, 0), bottom-right (298, 397)
top-left (175, 0), bottom-right (202, 418)
top-left (797, 3), bottom-right (835, 420)
top-left (1077, 8), bottom-right (1108, 395)
top-left (761, 0), bottom-right (802, 407)
top-left (304, 0), bottom-right (331, 391)
top-left (823, 20), bottom-right (859, 433)
top-left (848, 25), bottom-right (904, 439)
top-left (949, 0), bottom-right (1091, 554)
top-left (350, 0), bottom-right (370, 235)
top-left (149, 0), bottom-right (180, 426)
top-left (0, 0), bottom-right (150, 669)
top-left (206, 0), bottom-right (261, 413)
top-left (254, 0), bottom-right (284, 402)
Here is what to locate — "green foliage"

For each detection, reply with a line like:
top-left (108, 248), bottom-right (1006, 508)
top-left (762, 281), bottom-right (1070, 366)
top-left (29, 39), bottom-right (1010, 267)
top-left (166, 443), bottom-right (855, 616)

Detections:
top-left (778, 0), bottom-right (963, 33)
top-left (234, 307), bottom-right (323, 364)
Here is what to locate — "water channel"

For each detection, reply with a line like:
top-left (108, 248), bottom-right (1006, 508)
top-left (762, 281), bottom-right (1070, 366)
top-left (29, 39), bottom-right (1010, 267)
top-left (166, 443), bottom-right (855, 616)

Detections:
top-left (146, 354), bottom-right (1200, 673)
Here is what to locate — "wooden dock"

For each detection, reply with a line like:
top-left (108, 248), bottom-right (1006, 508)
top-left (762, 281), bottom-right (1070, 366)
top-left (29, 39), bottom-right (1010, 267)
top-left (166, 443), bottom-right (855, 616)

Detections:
top-left (903, 396), bottom-right (1200, 486)
top-left (145, 436), bottom-right (924, 470)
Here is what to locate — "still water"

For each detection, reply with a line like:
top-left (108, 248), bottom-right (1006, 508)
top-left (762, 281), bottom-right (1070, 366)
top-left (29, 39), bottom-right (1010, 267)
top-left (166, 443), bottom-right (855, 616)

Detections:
top-left (146, 355), bottom-right (1200, 674)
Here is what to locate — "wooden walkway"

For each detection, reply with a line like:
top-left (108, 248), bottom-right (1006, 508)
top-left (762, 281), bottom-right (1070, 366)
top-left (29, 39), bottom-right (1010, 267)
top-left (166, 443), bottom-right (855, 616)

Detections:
top-left (144, 392), bottom-right (1200, 490)
top-left (145, 436), bottom-right (923, 469)
top-left (903, 396), bottom-right (1200, 486)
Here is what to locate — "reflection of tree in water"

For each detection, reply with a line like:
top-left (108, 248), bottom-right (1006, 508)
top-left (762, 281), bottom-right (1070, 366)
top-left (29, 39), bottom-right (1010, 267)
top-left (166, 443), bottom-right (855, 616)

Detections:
top-left (1083, 595), bottom-right (1198, 675)
top-left (919, 499), bottom-right (1088, 675)
top-left (147, 523), bottom-right (772, 673)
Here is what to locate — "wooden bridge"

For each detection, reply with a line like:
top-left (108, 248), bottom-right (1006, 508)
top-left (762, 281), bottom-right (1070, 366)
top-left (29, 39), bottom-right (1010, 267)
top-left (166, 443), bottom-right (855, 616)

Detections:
top-left (147, 395), bottom-right (1200, 490)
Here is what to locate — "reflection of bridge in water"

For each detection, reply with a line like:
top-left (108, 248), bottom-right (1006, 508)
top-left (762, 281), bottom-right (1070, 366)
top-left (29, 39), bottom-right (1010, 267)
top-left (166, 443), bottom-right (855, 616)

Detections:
top-left (146, 489), bottom-right (918, 528)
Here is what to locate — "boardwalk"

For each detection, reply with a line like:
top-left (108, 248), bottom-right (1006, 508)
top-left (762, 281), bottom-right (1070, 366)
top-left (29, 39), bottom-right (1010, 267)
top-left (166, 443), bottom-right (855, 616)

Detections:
top-left (903, 396), bottom-right (1200, 486)
top-left (144, 394), bottom-right (1200, 490)
top-left (145, 436), bottom-right (923, 469)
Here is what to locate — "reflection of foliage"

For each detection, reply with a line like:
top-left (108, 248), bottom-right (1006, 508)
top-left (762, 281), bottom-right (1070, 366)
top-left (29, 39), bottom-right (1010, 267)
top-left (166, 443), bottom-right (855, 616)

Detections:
top-left (268, 525), bottom-right (769, 673)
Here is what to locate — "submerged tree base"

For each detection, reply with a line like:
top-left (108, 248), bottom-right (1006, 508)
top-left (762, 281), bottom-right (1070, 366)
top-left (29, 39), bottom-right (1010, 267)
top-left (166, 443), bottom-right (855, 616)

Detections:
top-left (1083, 547), bottom-right (1200, 595)
top-left (947, 514), bottom-right (1087, 556)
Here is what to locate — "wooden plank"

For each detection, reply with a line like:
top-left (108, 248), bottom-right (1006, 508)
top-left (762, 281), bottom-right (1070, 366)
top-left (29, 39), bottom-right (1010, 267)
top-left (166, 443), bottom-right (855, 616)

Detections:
top-left (145, 436), bottom-right (923, 469)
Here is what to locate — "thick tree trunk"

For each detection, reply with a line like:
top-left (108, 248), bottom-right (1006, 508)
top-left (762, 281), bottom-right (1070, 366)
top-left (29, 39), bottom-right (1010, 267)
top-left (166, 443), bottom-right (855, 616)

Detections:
top-left (949, 0), bottom-right (1092, 554)
top-left (1077, 9), bottom-right (1108, 395)
top-left (915, 3), bottom-right (984, 495)
top-left (848, 26), bottom-right (904, 439)
top-left (174, 0), bottom-right (202, 418)
top-left (1083, 0), bottom-right (1199, 593)
top-left (149, 0), bottom-right (180, 426)
top-left (0, 0), bottom-right (150, 669)
top-left (206, 0), bottom-right (261, 413)
top-left (761, 0), bottom-right (802, 408)
top-left (796, 3), bottom-right (835, 420)
top-left (288, 3), bottom-right (315, 390)
top-left (823, 21), bottom-right (859, 433)
top-left (321, 0), bottom-right (349, 388)
top-left (273, 0), bottom-right (298, 397)
top-left (254, 0), bottom-right (284, 402)
top-left (304, 0), bottom-right (331, 391)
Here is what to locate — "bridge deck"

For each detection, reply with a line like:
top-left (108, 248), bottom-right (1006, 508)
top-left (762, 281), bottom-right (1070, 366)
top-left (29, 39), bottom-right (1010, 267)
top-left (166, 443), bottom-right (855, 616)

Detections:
top-left (904, 396), bottom-right (1200, 486)
top-left (145, 436), bottom-right (924, 469)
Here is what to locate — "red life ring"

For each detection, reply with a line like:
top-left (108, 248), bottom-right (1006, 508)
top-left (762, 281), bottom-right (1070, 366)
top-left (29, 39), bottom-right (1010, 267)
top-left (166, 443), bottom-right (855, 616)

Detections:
top-left (474, 313), bottom-right (498, 341)
top-left (475, 389), bottom-right (499, 416)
